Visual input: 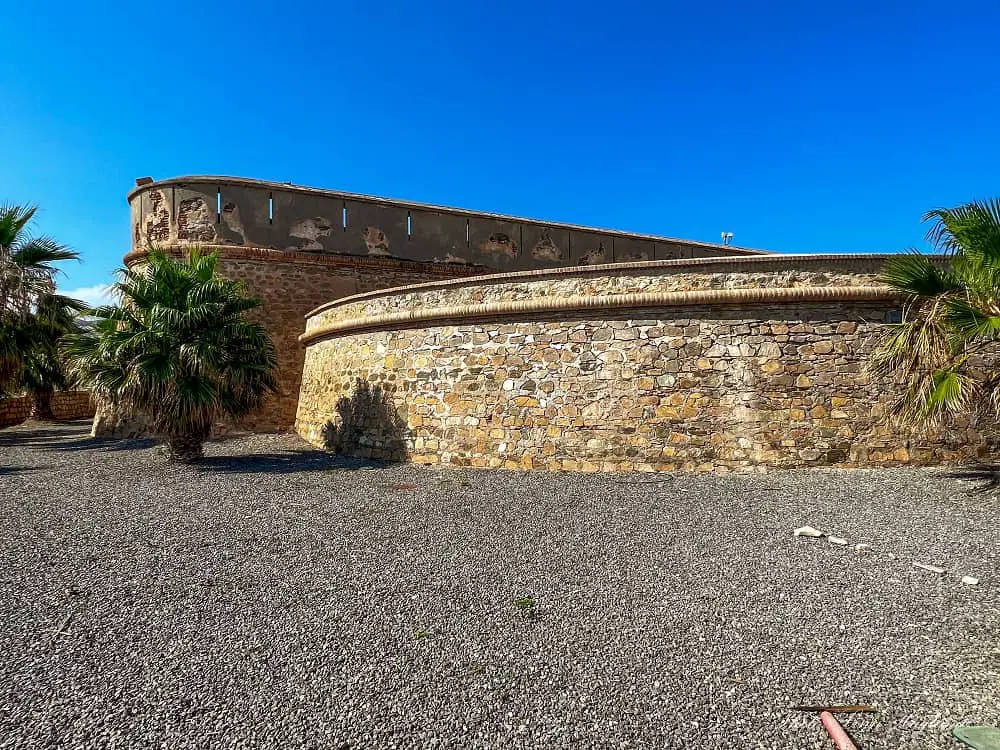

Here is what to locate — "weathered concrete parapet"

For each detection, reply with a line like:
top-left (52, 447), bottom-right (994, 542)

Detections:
top-left (128, 176), bottom-right (767, 272)
top-left (295, 254), bottom-right (999, 472)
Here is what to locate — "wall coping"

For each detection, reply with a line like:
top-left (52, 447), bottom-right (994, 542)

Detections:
top-left (129, 175), bottom-right (771, 257)
top-left (300, 285), bottom-right (901, 345)
top-left (304, 253), bottom-right (908, 319)
top-left (123, 245), bottom-right (486, 278)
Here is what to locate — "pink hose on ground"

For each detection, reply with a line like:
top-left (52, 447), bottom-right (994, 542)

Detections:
top-left (820, 711), bottom-right (859, 750)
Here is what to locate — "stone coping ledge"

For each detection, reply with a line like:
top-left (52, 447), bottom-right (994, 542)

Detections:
top-left (304, 253), bottom-right (906, 319)
top-left (128, 176), bottom-right (769, 257)
top-left (123, 245), bottom-right (486, 278)
top-left (300, 285), bottom-right (901, 345)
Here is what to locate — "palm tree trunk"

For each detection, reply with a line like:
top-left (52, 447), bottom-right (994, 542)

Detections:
top-left (29, 387), bottom-right (55, 421)
top-left (165, 433), bottom-right (205, 463)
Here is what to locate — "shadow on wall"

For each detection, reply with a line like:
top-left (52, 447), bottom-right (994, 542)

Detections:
top-left (321, 379), bottom-right (408, 461)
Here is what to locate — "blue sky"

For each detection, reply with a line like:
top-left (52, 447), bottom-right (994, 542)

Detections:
top-left (2, 1), bottom-right (998, 303)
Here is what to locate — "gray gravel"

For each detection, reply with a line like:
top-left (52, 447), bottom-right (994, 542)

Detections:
top-left (1, 420), bottom-right (998, 749)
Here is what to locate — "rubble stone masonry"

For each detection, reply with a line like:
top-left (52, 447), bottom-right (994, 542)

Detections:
top-left (296, 258), bottom-right (999, 471)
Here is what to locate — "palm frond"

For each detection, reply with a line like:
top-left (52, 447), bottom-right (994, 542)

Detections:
top-left (881, 252), bottom-right (960, 298)
top-left (11, 237), bottom-right (79, 269)
top-left (923, 198), bottom-right (1000, 261)
top-left (0, 204), bottom-right (37, 248)
top-left (875, 196), bottom-right (1000, 428)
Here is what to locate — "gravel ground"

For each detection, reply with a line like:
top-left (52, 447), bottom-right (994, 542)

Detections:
top-left (1, 420), bottom-right (998, 749)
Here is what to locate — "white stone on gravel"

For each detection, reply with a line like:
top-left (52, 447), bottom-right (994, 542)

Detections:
top-left (961, 576), bottom-right (980, 585)
top-left (914, 562), bottom-right (946, 575)
top-left (828, 536), bottom-right (848, 545)
top-left (793, 525), bottom-right (824, 537)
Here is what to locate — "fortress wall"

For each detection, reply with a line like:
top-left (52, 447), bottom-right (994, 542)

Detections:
top-left (296, 262), bottom-right (998, 472)
top-left (120, 176), bottom-right (766, 434)
top-left (129, 177), bottom-right (764, 269)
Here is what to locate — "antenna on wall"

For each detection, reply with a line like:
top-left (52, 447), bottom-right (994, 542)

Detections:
top-left (720, 232), bottom-right (734, 246)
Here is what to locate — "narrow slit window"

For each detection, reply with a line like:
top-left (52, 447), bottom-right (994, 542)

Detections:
top-left (407, 212), bottom-right (412, 239)
top-left (216, 189), bottom-right (222, 223)
top-left (466, 219), bottom-right (470, 247)
top-left (342, 203), bottom-right (347, 231)
top-left (268, 192), bottom-right (273, 224)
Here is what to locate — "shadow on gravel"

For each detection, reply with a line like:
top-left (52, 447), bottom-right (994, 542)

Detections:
top-left (0, 422), bottom-right (157, 453)
top-left (940, 464), bottom-right (1000, 493)
top-left (196, 451), bottom-right (380, 475)
top-left (28, 436), bottom-right (158, 453)
top-left (0, 466), bottom-right (35, 476)
top-left (0, 426), bottom-right (78, 445)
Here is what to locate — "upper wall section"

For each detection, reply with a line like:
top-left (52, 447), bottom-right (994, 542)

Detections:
top-left (301, 254), bottom-right (896, 341)
top-left (128, 176), bottom-right (768, 272)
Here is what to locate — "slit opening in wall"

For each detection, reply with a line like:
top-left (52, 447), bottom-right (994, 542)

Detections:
top-left (216, 189), bottom-right (221, 223)
top-left (268, 192), bottom-right (273, 224)
top-left (342, 202), bottom-right (347, 231)
top-left (407, 212), bottom-right (411, 239)
top-left (466, 219), bottom-right (470, 247)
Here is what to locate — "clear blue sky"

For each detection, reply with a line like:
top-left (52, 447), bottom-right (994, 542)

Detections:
top-left (2, 1), bottom-right (998, 300)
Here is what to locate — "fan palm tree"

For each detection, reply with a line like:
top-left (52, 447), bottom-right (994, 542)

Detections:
top-left (0, 203), bottom-right (79, 395)
top-left (64, 248), bottom-right (278, 462)
top-left (872, 198), bottom-right (1000, 424)
top-left (21, 292), bottom-right (87, 420)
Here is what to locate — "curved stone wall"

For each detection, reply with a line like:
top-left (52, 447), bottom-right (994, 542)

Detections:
top-left (296, 256), bottom-right (998, 471)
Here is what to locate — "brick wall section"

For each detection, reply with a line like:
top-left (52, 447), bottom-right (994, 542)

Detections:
top-left (295, 274), bottom-right (999, 472)
top-left (0, 397), bottom-right (28, 427)
top-left (110, 247), bottom-right (481, 433)
top-left (0, 392), bottom-right (95, 428)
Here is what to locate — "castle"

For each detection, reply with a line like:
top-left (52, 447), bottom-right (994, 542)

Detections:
top-left (121, 176), bottom-right (996, 471)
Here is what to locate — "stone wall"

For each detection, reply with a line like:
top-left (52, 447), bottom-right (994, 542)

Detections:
top-left (296, 260), bottom-right (998, 472)
top-left (0, 392), bottom-right (95, 428)
top-left (305, 254), bottom-right (889, 332)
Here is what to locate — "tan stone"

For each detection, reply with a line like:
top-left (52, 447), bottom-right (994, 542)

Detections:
top-left (291, 262), bottom-right (997, 474)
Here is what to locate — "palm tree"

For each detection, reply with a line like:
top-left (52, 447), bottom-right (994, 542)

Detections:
top-left (0, 203), bottom-right (79, 395)
top-left (21, 292), bottom-right (87, 420)
top-left (872, 198), bottom-right (1000, 424)
top-left (64, 248), bottom-right (278, 462)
